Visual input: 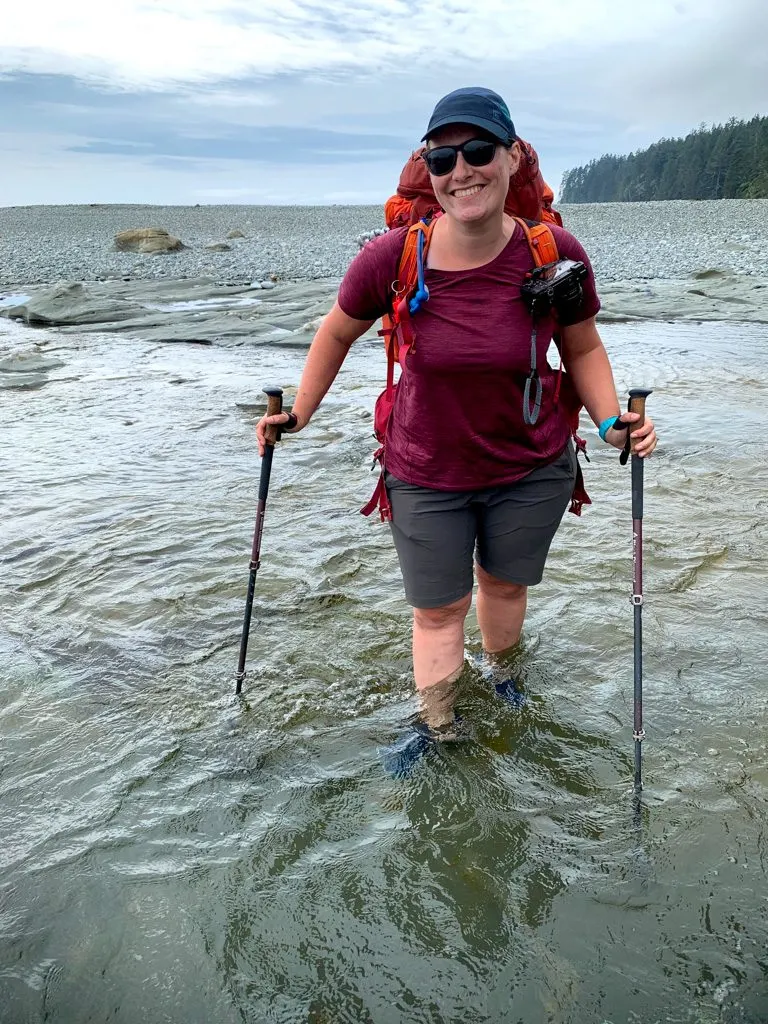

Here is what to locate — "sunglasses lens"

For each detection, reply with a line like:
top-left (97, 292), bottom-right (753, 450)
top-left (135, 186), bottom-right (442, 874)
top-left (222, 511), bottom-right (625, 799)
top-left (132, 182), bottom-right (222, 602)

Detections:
top-left (424, 147), bottom-right (456, 176)
top-left (463, 139), bottom-right (497, 166)
top-left (424, 139), bottom-right (498, 176)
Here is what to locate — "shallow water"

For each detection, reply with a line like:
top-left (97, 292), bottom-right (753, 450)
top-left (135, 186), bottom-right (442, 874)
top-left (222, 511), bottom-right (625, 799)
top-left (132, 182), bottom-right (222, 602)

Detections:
top-left (1, 313), bottom-right (767, 1023)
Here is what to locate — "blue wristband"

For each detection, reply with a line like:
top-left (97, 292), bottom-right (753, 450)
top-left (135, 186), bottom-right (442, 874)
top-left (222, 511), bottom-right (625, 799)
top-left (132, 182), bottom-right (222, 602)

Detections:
top-left (598, 415), bottom-right (620, 442)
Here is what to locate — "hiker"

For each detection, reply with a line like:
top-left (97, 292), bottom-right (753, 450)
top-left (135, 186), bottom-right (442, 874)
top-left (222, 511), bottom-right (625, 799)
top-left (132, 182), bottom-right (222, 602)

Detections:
top-left (256, 86), bottom-right (658, 738)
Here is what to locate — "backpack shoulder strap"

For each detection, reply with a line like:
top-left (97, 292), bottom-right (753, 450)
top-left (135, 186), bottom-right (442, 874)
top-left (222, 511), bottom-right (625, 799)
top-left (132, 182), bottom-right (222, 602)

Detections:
top-left (395, 219), bottom-right (436, 303)
top-left (380, 219), bottom-right (437, 368)
top-left (512, 216), bottom-right (559, 267)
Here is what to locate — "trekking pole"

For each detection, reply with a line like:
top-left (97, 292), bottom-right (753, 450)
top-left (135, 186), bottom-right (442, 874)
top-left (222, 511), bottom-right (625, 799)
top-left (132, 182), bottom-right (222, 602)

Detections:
top-left (235, 386), bottom-right (283, 695)
top-left (622, 387), bottom-right (653, 791)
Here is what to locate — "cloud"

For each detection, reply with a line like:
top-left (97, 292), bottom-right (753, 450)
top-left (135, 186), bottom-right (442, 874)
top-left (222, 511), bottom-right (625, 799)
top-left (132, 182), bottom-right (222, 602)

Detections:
top-left (1, 0), bottom-right (766, 204)
top-left (0, 0), bottom-right (734, 88)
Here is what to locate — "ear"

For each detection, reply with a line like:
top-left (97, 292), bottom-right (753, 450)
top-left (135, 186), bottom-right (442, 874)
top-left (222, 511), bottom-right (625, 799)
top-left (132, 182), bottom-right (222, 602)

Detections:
top-left (506, 141), bottom-right (521, 176)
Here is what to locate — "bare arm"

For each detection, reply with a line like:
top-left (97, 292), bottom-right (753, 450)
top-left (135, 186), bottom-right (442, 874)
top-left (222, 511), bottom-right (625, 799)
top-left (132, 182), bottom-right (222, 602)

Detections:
top-left (560, 316), bottom-right (657, 457)
top-left (256, 301), bottom-right (375, 455)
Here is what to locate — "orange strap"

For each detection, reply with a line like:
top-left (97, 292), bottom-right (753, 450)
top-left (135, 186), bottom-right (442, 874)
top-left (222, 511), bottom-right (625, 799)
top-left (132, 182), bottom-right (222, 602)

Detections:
top-left (511, 217), bottom-right (559, 267)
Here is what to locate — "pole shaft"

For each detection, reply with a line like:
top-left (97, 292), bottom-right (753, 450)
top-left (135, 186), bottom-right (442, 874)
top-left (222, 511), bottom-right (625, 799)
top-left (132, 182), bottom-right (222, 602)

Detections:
top-left (235, 388), bottom-right (282, 694)
top-left (626, 388), bottom-right (651, 793)
top-left (632, 455), bottom-right (644, 791)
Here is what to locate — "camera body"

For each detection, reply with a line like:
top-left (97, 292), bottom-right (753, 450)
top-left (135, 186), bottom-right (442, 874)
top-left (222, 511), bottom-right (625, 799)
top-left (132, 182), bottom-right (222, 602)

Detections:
top-left (520, 258), bottom-right (588, 319)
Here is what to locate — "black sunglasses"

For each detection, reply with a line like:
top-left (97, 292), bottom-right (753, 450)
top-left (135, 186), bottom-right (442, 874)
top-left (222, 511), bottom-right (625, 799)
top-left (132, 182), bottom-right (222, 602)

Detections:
top-left (422, 138), bottom-right (498, 177)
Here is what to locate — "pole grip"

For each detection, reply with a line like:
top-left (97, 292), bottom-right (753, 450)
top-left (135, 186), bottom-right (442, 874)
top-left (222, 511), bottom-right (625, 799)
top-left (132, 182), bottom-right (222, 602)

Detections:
top-left (627, 388), bottom-right (652, 454)
top-left (263, 386), bottom-right (284, 447)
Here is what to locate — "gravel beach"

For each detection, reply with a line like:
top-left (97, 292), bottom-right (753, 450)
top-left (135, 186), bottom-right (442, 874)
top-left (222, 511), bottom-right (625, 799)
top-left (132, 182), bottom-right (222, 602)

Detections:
top-left (2, 200), bottom-right (767, 344)
top-left (2, 199), bottom-right (768, 287)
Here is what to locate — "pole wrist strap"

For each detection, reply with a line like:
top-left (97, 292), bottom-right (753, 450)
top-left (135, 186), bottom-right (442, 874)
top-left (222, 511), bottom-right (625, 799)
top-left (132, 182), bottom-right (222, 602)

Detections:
top-left (598, 415), bottom-right (629, 442)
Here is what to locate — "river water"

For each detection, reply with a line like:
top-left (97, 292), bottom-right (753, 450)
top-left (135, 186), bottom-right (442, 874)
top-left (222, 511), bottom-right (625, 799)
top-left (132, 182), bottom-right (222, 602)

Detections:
top-left (1, 307), bottom-right (767, 1023)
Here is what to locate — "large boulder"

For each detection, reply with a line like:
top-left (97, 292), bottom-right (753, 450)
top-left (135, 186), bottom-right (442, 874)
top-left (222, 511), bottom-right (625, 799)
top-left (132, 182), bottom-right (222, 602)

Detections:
top-left (114, 228), bottom-right (186, 253)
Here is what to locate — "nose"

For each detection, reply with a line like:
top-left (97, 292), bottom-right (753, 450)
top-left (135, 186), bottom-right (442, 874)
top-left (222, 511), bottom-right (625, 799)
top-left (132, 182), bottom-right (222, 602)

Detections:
top-left (452, 151), bottom-right (473, 179)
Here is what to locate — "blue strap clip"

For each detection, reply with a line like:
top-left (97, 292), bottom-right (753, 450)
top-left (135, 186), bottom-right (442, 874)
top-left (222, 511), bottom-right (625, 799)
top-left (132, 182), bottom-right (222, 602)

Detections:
top-left (408, 221), bottom-right (430, 315)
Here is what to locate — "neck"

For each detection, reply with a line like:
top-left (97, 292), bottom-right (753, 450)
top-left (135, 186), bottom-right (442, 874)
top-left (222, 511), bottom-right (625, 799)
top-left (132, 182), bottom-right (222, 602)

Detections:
top-left (440, 211), bottom-right (513, 258)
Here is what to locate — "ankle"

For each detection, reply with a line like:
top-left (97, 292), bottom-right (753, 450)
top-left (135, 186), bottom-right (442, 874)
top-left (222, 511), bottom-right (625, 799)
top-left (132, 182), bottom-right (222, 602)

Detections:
top-left (417, 674), bottom-right (460, 730)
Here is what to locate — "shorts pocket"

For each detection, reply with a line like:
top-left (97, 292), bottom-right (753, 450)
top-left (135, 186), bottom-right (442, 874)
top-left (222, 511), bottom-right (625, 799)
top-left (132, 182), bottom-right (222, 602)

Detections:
top-left (551, 441), bottom-right (577, 479)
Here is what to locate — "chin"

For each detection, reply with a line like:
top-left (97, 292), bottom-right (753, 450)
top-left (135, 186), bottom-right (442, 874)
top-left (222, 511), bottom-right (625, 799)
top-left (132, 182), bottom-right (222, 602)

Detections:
top-left (448, 200), bottom-right (494, 222)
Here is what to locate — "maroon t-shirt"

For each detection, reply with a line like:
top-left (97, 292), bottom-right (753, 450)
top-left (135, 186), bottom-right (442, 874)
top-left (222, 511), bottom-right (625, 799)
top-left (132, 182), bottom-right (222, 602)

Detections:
top-left (339, 222), bottom-right (600, 490)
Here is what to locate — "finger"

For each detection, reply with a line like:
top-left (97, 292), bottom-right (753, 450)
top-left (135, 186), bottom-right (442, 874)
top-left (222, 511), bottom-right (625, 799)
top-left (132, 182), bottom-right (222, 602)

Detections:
top-left (630, 422), bottom-right (654, 437)
top-left (635, 427), bottom-right (656, 443)
top-left (635, 435), bottom-right (657, 456)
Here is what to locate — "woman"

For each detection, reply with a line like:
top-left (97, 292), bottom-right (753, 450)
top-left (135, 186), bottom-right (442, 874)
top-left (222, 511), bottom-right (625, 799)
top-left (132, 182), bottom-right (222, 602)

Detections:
top-left (256, 86), bottom-right (657, 746)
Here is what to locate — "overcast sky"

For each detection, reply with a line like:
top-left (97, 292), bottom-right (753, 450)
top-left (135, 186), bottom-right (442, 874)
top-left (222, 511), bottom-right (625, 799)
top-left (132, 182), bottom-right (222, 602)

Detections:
top-left (2, 0), bottom-right (766, 206)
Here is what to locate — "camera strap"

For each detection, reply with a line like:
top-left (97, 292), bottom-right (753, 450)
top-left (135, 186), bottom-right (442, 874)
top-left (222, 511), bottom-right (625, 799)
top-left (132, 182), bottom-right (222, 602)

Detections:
top-left (513, 218), bottom-right (560, 429)
top-left (523, 322), bottom-right (542, 426)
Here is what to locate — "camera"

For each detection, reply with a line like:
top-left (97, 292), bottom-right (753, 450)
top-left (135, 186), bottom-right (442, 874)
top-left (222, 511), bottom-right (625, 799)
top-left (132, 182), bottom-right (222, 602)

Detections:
top-left (520, 258), bottom-right (588, 318)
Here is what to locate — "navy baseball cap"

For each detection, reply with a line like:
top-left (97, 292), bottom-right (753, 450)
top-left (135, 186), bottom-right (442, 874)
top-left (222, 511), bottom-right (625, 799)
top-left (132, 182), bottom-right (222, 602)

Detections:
top-left (422, 87), bottom-right (517, 145)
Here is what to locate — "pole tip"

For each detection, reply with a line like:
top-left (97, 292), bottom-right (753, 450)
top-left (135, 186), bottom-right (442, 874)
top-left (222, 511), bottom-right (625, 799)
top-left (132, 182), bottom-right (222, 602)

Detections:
top-left (628, 387), bottom-right (653, 400)
top-left (263, 385), bottom-right (284, 398)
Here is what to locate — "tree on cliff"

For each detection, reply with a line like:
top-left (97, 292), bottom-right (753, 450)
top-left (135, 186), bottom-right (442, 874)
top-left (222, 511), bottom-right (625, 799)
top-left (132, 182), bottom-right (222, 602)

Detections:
top-left (560, 115), bottom-right (768, 202)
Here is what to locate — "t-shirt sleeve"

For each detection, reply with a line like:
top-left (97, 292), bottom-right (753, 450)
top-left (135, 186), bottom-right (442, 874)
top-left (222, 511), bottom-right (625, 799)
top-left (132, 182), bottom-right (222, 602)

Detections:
top-left (337, 227), bottom-right (407, 322)
top-left (550, 226), bottom-right (601, 326)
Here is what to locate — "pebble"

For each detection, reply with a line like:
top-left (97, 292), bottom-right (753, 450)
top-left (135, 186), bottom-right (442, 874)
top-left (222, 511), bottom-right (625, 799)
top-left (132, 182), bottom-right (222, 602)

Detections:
top-left (1, 199), bottom-right (767, 287)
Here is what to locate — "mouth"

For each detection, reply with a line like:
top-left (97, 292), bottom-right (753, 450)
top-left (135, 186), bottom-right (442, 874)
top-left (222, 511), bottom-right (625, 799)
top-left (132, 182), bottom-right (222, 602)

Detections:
top-left (451, 184), bottom-right (485, 199)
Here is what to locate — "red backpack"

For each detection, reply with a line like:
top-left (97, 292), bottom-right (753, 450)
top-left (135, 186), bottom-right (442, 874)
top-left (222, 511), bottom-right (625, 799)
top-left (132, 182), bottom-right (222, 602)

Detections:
top-left (360, 215), bottom-right (591, 523)
top-left (383, 139), bottom-right (563, 230)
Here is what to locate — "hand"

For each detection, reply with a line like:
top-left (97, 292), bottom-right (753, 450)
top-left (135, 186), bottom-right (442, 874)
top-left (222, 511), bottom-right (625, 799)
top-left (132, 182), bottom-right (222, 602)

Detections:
top-left (256, 410), bottom-right (303, 457)
top-left (606, 412), bottom-right (657, 458)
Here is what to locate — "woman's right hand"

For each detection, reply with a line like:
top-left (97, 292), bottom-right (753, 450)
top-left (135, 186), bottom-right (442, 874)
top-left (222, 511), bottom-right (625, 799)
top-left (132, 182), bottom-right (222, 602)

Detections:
top-left (256, 411), bottom-right (304, 457)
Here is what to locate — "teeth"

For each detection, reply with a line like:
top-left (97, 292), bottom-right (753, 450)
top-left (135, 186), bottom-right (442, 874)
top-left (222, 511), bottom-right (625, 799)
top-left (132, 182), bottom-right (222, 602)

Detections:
top-left (453, 185), bottom-right (484, 198)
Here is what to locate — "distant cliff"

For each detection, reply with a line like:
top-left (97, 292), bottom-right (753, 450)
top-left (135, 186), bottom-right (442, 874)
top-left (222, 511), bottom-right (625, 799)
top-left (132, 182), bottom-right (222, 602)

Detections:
top-left (560, 116), bottom-right (768, 203)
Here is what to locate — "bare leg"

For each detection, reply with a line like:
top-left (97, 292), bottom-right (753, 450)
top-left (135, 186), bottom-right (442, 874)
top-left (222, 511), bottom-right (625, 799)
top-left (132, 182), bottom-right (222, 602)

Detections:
top-left (412, 592), bottom-right (471, 730)
top-left (475, 564), bottom-right (528, 655)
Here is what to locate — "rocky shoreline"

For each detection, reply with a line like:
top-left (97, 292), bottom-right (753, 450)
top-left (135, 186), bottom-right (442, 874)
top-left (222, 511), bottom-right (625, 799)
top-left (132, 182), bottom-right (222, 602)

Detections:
top-left (1, 200), bottom-right (767, 342)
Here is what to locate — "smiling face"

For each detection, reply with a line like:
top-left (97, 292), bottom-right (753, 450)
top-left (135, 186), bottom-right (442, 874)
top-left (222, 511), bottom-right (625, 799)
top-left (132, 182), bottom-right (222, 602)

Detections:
top-left (426, 124), bottom-right (520, 227)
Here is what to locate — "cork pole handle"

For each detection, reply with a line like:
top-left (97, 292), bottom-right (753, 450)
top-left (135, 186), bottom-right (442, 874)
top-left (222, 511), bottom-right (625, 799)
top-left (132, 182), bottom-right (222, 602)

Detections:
top-left (627, 388), bottom-right (652, 454)
top-left (263, 386), bottom-right (284, 447)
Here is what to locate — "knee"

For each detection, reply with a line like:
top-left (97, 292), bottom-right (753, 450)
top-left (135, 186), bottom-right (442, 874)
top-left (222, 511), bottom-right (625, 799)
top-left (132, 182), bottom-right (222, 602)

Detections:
top-left (413, 592), bottom-right (471, 630)
top-left (476, 564), bottom-right (527, 600)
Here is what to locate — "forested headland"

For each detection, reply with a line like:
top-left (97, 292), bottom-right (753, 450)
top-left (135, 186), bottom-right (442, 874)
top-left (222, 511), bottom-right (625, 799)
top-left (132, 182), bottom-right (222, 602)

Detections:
top-left (560, 116), bottom-right (768, 203)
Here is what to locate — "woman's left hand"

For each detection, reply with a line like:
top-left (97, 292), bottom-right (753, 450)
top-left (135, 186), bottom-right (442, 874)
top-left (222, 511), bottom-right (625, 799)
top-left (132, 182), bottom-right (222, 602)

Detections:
top-left (606, 413), bottom-right (658, 458)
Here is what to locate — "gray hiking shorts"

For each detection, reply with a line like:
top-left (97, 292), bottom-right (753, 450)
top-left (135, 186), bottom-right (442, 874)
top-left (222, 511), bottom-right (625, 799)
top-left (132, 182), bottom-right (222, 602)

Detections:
top-left (385, 442), bottom-right (577, 608)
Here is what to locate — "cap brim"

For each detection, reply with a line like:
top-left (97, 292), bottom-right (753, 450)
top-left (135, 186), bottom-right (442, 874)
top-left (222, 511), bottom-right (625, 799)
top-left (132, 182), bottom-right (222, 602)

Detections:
top-left (421, 115), bottom-right (513, 143)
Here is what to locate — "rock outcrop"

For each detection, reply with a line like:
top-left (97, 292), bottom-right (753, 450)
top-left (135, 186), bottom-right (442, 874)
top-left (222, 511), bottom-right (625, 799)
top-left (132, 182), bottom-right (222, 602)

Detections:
top-left (1, 282), bottom-right (146, 326)
top-left (114, 228), bottom-right (186, 254)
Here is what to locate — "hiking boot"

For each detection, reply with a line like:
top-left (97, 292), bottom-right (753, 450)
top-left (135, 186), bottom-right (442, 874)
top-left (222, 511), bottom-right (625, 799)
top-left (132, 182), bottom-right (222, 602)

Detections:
top-left (493, 677), bottom-right (527, 708)
top-left (379, 718), bottom-right (466, 778)
top-left (466, 650), bottom-right (528, 708)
